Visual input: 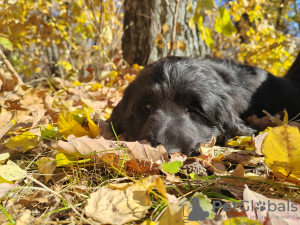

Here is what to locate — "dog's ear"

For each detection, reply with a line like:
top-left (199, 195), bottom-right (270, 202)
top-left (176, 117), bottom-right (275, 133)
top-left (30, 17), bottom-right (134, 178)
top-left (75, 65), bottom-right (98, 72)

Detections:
top-left (109, 82), bottom-right (139, 134)
top-left (108, 98), bottom-right (126, 134)
top-left (220, 108), bottom-right (255, 142)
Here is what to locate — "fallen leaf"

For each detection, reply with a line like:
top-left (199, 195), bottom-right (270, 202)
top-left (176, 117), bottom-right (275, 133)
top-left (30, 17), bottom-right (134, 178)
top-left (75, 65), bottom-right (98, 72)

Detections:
top-left (5, 131), bottom-right (38, 152)
top-left (17, 191), bottom-right (48, 207)
top-left (0, 111), bottom-right (15, 139)
top-left (0, 152), bottom-right (10, 162)
top-left (0, 183), bottom-right (19, 197)
top-left (52, 136), bottom-right (168, 174)
top-left (221, 164), bottom-right (244, 183)
top-left (262, 125), bottom-right (300, 183)
top-left (162, 161), bottom-right (183, 174)
top-left (243, 185), bottom-right (300, 224)
top-left (15, 209), bottom-right (31, 225)
top-left (84, 177), bottom-right (154, 224)
top-left (223, 217), bottom-right (262, 225)
top-left (85, 108), bottom-right (100, 138)
top-left (58, 109), bottom-right (90, 138)
top-left (36, 157), bottom-right (57, 182)
top-left (253, 131), bottom-right (268, 155)
top-left (0, 160), bottom-right (26, 181)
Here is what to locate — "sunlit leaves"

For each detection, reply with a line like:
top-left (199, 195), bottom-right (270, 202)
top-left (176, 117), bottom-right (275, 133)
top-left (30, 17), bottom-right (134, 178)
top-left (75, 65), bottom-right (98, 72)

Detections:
top-left (262, 125), bottom-right (300, 181)
top-left (5, 132), bottom-right (38, 152)
top-left (0, 37), bottom-right (13, 51)
top-left (214, 7), bottom-right (237, 37)
top-left (162, 161), bottom-right (183, 173)
top-left (0, 160), bottom-right (26, 181)
top-left (57, 109), bottom-right (89, 138)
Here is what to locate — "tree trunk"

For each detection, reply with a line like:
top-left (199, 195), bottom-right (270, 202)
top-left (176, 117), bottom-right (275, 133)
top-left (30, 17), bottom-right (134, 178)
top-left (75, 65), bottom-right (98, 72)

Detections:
top-left (122, 0), bottom-right (210, 65)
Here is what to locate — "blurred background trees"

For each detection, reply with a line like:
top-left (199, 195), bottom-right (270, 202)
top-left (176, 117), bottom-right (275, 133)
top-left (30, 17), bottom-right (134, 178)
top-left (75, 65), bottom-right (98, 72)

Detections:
top-left (0, 0), bottom-right (299, 86)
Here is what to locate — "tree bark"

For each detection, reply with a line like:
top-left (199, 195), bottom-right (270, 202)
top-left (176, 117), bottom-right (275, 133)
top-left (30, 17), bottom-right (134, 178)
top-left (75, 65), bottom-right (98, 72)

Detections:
top-left (122, 0), bottom-right (210, 65)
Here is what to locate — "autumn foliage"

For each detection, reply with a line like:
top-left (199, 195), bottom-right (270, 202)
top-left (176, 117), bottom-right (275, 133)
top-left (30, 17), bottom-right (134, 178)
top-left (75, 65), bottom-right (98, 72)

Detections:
top-left (1, 0), bottom-right (300, 224)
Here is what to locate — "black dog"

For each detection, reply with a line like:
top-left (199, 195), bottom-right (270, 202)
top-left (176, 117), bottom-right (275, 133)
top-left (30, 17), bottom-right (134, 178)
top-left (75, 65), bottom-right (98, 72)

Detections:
top-left (110, 56), bottom-right (300, 156)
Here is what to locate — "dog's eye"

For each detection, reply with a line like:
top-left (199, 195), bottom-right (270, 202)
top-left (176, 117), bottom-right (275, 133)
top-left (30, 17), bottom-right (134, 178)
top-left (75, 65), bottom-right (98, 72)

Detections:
top-left (186, 105), bottom-right (199, 113)
top-left (144, 101), bottom-right (153, 111)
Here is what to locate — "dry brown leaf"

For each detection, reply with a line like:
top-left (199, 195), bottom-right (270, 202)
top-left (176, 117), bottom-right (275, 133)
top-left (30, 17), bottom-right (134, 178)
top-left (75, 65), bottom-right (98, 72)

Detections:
top-left (84, 177), bottom-right (154, 224)
top-left (36, 157), bottom-right (57, 182)
top-left (0, 70), bottom-right (18, 92)
top-left (17, 191), bottom-right (48, 207)
top-left (243, 185), bottom-right (300, 224)
top-left (224, 152), bottom-right (263, 166)
top-left (221, 164), bottom-right (244, 183)
top-left (169, 152), bottom-right (187, 163)
top-left (253, 132), bottom-right (268, 155)
top-left (212, 162), bottom-right (226, 175)
top-left (52, 136), bottom-right (168, 174)
top-left (30, 104), bottom-right (45, 129)
top-left (44, 95), bottom-right (60, 123)
top-left (15, 209), bottom-right (31, 225)
top-left (0, 111), bottom-right (14, 139)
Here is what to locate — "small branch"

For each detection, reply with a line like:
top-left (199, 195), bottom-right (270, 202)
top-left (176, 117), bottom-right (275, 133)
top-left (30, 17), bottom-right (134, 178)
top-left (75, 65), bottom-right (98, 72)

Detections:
top-left (167, 0), bottom-right (180, 56)
top-left (275, 0), bottom-right (284, 30)
top-left (0, 48), bottom-right (23, 84)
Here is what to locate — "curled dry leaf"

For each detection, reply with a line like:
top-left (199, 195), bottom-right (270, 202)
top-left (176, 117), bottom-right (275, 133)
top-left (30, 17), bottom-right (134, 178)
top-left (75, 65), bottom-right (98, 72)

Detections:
top-left (44, 95), bottom-right (60, 123)
top-left (0, 111), bottom-right (14, 139)
top-left (84, 176), bottom-right (155, 224)
top-left (0, 183), bottom-right (19, 198)
top-left (52, 136), bottom-right (168, 174)
top-left (17, 191), bottom-right (48, 207)
top-left (15, 209), bottom-right (31, 225)
top-left (36, 157), bottom-right (57, 183)
top-left (221, 164), bottom-right (244, 183)
top-left (243, 185), bottom-right (300, 225)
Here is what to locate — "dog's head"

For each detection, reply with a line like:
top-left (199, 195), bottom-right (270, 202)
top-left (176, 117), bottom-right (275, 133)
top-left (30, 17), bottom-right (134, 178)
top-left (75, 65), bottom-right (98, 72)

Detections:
top-left (110, 56), bottom-right (254, 156)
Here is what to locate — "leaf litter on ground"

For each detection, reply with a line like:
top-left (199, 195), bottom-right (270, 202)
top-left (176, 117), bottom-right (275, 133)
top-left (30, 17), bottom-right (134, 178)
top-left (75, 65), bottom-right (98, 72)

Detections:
top-left (1, 66), bottom-right (300, 224)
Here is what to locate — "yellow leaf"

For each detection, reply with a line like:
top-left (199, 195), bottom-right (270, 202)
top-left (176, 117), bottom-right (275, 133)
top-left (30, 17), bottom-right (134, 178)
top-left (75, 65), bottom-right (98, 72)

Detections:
top-left (56, 153), bottom-right (73, 167)
top-left (5, 132), bottom-right (38, 152)
top-left (85, 109), bottom-right (100, 138)
top-left (0, 176), bottom-right (14, 184)
top-left (90, 83), bottom-right (103, 91)
top-left (227, 136), bottom-right (254, 150)
top-left (186, 0), bottom-right (193, 13)
top-left (100, 70), bottom-right (118, 80)
top-left (155, 34), bottom-right (164, 48)
top-left (262, 125), bottom-right (300, 180)
top-left (196, 0), bottom-right (214, 11)
top-left (141, 221), bottom-right (156, 225)
top-left (0, 153), bottom-right (10, 162)
top-left (0, 160), bottom-right (26, 181)
top-left (73, 81), bottom-right (81, 86)
top-left (59, 61), bottom-right (73, 72)
top-left (56, 152), bottom-right (90, 167)
top-left (223, 217), bottom-right (262, 225)
top-left (58, 109), bottom-right (89, 138)
top-left (102, 26), bottom-right (112, 44)
top-left (92, 45), bottom-right (99, 50)
top-left (132, 64), bottom-right (144, 72)
top-left (162, 23), bottom-right (169, 34)
top-left (124, 74), bottom-right (135, 82)
top-left (283, 109), bottom-right (288, 124)
top-left (215, 6), bottom-right (237, 37)
top-left (188, 17), bottom-right (195, 29)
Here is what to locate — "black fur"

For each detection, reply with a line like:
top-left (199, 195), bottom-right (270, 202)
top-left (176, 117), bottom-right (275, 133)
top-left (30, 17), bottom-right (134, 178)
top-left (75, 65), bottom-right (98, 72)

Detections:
top-left (110, 56), bottom-right (300, 156)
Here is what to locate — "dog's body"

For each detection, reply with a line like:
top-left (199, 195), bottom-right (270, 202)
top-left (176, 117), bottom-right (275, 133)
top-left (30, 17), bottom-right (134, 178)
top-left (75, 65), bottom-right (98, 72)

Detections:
top-left (110, 56), bottom-right (300, 156)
